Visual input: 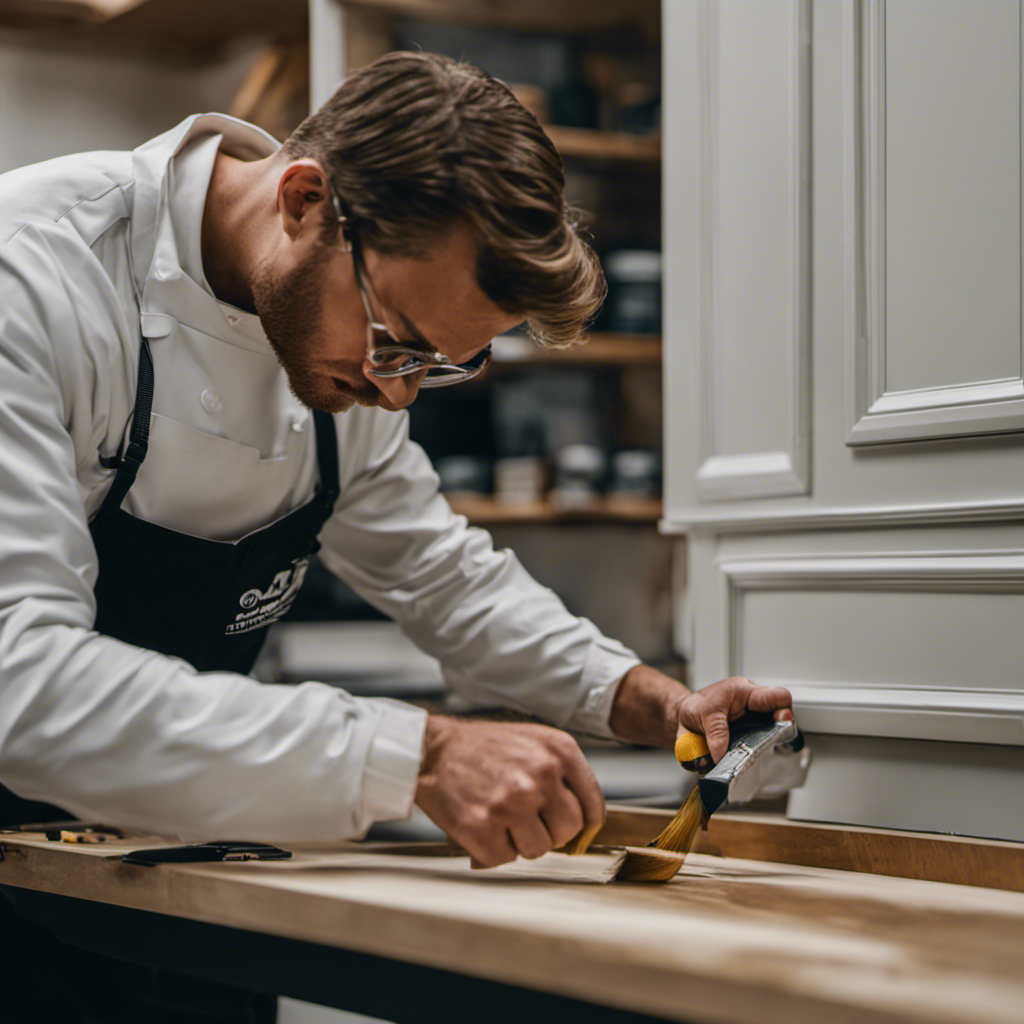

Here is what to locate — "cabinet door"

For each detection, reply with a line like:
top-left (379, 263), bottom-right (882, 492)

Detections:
top-left (664, 0), bottom-right (812, 513)
top-left (846, 0), bottom-right (1024, 445)
top-left (666, 0), bottom-right (1024, 529)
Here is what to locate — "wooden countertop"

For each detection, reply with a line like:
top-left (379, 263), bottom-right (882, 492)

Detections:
top-left (3, 819), bottom-right (1023, 1024)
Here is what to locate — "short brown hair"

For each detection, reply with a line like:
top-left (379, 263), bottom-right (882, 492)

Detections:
top-left (283, 51), bottom-right (605, 345)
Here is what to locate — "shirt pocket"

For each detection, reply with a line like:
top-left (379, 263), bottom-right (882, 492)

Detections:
top-left (124, 413), bottom-right (311, 541)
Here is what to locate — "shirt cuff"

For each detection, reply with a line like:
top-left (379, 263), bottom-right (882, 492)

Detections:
top-left (566, 642), bottom-right (643, 740)
top-left (360, 697), bottom-right (429, 827)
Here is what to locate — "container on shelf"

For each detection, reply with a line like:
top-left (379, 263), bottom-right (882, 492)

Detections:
top-left (602, 249), bottom-right (662, 334)
top-left (608, 449), bottom-right (661, 500)
top-left (550, 444), bottom-right (606, 510)
top-left (494, 456), bottom-right (547, 505)
top-left (436, 454), bottom-right (491, 497)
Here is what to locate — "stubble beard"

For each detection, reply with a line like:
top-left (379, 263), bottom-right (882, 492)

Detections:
top-left (251, 243), bottom-right (380, 414)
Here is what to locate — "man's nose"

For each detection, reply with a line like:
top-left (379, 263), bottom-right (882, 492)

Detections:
top-left (364, 364), bottom-right (426, 410)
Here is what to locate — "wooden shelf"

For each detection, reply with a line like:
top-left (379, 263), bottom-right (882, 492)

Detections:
top-left (545, 126), bottom-right (660, 165)
top-left (0, 0), bottom-right (305, 55)
top-left (491, 332), bottom-right (660, 367)
top-left (447, 496), bottom-right (663, 525)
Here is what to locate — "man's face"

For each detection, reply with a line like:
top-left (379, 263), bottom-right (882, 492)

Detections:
top-left (252, 220), bottom-right (521, 415)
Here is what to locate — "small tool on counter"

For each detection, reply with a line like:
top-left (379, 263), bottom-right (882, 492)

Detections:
top-left (616, 711), bottom-right (811, 881)
top-left (0, 822), bottom-right (125, 843)
top-left (122, 841), bottom-right (291, 866)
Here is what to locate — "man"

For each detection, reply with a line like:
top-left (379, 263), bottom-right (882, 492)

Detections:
top-left (0, 50), bottom-right (791, 871)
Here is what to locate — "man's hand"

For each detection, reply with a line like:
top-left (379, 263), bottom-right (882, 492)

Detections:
top-left (676, 676), bottom-right (792, 763)
top-left (609, 664), bottom-right (793, 763)
top-left (414, 716), bottom-right (605, 869)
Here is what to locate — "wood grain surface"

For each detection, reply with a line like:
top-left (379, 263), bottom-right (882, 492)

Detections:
top-left (596, 807), bottom-right (1024, 892)
top-left (2, 831), bottom-right (1023, 1024)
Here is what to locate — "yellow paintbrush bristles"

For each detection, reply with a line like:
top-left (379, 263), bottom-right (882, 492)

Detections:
top-left (561, 820), bottom-right (603, 856)
top-left (615, 787), bottom-right (709, 882)
top-left (651, 786), bottom-right (710, 853)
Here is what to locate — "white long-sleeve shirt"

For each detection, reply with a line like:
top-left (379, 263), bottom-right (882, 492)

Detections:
top-left (0, 113), bottom-right (640, 843)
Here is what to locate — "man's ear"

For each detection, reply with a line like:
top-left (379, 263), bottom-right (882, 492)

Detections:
top-left (278, 160), bottom-right (331, 240)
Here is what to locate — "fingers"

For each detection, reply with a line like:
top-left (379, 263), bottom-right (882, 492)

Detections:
top-left (478, 743), bottom-right (600, 864)
top-left (414, 719), bottom-right (606, 869)
top-left (540, 786), bottom-right (586, 850)
top-left (509, 817), bottom-right (555, 861)
top-left (683, 679), bottom-right (796, 763)
top-left (745, 684), bottom-right (793, 716)
top-left (451, 805), bottom-right (518, 868)
top-left (558, 739), bottom-right (606, 835)
top-left (468, 827), bottom-right (518, 870)
top-left (701, 709), bottom-right (731, 763)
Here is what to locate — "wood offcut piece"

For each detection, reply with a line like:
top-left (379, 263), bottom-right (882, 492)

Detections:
top-left (284, 842), bottom-right (629, 884)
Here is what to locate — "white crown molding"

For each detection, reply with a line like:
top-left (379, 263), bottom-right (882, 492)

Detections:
top-left (715, 550), bottom-right (1024, 746)
top-left (660, 496), bottom-right (1024, 535)
top-left (694, 0), bottom-right (812, 500)
top-left (844, 0), bottom-right (1024, 446)
top-left (769, 682), bottom-right (1023, 746)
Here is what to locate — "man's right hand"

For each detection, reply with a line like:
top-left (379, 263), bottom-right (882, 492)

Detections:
top-left (414, 715), bottom-right (606, 868)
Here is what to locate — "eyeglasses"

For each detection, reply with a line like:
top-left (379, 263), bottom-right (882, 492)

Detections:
top-left (330, 189), bottom-right (492, 389)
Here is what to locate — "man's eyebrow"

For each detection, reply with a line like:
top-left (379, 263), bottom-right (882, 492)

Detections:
top-left (394, 309), bottom-right (436, 353)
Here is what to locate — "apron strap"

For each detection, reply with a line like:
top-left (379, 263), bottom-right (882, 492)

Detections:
top-left (100, 339), bottom-right (155, 514)
top-left (312, 411), bottom-right (340, 504)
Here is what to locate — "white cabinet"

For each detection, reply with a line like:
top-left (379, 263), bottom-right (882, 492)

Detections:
top-left (664, 0), bottom-right (1024, 840)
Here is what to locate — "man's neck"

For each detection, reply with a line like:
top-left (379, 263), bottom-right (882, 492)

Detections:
top-left (201, 151), bottom-right (273, 314)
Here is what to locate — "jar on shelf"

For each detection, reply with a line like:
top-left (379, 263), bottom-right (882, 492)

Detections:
top-left (602, 249), bottom-right (662, 334)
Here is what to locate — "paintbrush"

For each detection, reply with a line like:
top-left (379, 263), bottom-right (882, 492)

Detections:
top-left (615, 732), bottom-right (713, 881)
top-left (617, 713), bottom-right (811, 882)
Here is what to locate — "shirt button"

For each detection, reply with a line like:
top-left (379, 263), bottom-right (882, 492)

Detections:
top-left (200, 389), bottom-right (223, 414)
top-left (291, 420), bottom-right (304, 433)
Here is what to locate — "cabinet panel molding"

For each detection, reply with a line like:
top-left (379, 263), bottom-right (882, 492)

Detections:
top-left (663, 495), bottom-right (1024, 535)
top-left (693, 0), bottom-right (811, 500)
top-left (715, 550), bottom-right (1024, 745)
top-left (844, 0), bottom-right (1024, 446)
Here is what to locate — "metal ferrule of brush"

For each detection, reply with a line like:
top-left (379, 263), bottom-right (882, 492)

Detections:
top-left (697, 717), bottom-right (811, 817)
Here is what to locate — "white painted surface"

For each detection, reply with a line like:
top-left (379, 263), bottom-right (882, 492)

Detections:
top-left (884, 0), bottom-right (1020, 394)
top-left (712, 0), bottom-right (801, 459)
top-left (787, 733), bottom-right (1024, 842)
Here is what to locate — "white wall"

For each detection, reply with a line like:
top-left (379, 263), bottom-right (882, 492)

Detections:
top-left (0, 34), bottom-right (265, 173)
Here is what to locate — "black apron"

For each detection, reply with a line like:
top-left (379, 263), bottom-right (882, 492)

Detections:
top-left (91, 340), bottom-right (340, 673)
top-left (0, 339), bottom-right (339, 824)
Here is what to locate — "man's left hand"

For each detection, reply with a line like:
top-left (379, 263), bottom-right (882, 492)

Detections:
top-left (675, 675), bottom-right (792, 763)
top-left (608, 664), bottom-right (792, 762)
